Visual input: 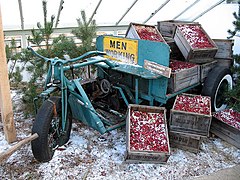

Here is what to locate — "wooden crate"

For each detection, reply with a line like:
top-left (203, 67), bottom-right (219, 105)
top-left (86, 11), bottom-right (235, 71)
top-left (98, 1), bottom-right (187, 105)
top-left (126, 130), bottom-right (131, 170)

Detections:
top-left (168, 63), bottom-right (200, 93)
top-left (157, 20), bottom-right (199, 37)
top-left (211, 118), bottom-right (240, 149)
top-left (125, 104), bottom-right (170, 163)
top-left (211, 110), bottom-right (240, 149)
top-left (216, 58), bottom-right (233, 68)
top-left (125, 22), bottom-right (166, 43)
top-left (169, 131), bottom-right (202, 153)
top-left (170, 94), bottom-right (212, 137)
top-left (174, 24), bottom-right (218, 63)
top-left (200, 60), bottom-right (217, 82)
top-left (213, 39), bottom-right (234, 59)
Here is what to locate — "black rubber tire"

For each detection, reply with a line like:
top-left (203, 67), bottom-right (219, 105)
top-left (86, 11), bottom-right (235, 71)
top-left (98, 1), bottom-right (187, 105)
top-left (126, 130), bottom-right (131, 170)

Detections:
top-left (202, 66), bottom-right (233, 112)
top-left (31, 96), bottom-right (72, 162)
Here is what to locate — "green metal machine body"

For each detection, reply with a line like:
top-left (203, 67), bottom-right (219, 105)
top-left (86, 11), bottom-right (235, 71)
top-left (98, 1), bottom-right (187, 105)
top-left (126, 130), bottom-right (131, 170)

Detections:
top-left (30, 35), bottom-right (200, 135)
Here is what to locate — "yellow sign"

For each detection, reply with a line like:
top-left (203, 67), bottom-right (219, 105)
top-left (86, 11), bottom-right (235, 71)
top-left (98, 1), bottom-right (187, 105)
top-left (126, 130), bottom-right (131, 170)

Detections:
top-left (103, 36), bottom-right (138, 64)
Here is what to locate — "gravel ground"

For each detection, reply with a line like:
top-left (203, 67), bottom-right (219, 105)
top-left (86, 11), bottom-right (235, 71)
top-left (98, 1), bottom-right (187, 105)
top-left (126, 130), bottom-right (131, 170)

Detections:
top-left (0, 90), bottom-right (239, 180)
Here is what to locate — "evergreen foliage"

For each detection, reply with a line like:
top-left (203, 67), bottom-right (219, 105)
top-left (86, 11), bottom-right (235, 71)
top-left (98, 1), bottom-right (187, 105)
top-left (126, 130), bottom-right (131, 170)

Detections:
top-left (6, 6), bottom-right (97, 117)
top-left (72, 10), bottom-right (97, 53)
top-left (28, 0), bottom-right (55, 52)
top-left (51, 34), bottom-right (80, 59)
top-left (228, 2), bottom-right (240, 111)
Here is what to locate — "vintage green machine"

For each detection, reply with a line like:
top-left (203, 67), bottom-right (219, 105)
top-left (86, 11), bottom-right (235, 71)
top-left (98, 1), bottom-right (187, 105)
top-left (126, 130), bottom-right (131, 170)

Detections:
top-left (30, 35), bottom-right (229, 162)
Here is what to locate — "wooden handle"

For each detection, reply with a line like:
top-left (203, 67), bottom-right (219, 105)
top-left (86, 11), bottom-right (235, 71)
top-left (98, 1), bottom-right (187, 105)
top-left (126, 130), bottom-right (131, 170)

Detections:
top-left (0, 133), bottom-right (38, 163)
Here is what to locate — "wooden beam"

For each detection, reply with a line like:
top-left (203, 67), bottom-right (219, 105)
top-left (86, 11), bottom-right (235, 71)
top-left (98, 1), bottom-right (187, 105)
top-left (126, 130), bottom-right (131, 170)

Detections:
top-left (0, 133), bottom-right (38, 163)
top-left (0, 4), bottom-right (17, 143)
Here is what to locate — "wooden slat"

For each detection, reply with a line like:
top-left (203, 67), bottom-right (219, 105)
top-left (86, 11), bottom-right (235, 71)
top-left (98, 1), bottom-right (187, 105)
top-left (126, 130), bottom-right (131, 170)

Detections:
top-left (144, 60), bottom-right (171, 78)
top-left (0, 6), bottom-right (16, 143)
top-left (169, 131), bottom-right (202, 153)
top-left (213, 39), bottom-right (234, 59)
top-left (168, 65), bottom-right (200, 93)
top-left (200, 60), bottom-right (217, 82)
top-left (170, 110), bottom-right (212, 136)
top-left (210, 118), bottom-right (240, 149)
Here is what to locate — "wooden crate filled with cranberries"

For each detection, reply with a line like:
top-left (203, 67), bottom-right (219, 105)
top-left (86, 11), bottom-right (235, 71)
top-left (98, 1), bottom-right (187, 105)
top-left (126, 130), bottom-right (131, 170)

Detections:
top-left (168, 60), bottom-right (200, 93)
top-left (174, 24), bottom-right (217, 63)
top-left (125, 104), bottom-right (170, 163)
top-left (125, 23), bottom-right (166, 43)
top-left (170, 93), bottom-right (212, 137)
top-left (211, 109), bottom-right (240, 149)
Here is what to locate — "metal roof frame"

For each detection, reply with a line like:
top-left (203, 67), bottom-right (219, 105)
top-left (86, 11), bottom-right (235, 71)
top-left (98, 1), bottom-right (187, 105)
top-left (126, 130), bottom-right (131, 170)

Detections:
top-left (115, 0), bottom-right (139, 25)
top-left (15, 0), bottom-right (231, 30)
top-left (173, 0), bottom-right (201, 20)
top-left (192, 0), bottom-right (226, 21)
top-left (143, 0), bottom-right (171, 24)
top-left (18, 0), bottom-right (24, 30)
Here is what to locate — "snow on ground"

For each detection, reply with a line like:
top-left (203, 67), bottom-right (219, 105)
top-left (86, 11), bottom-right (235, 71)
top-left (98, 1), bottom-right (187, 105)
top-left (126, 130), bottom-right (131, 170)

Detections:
top-left (0, 90), bottom-right (239, 179)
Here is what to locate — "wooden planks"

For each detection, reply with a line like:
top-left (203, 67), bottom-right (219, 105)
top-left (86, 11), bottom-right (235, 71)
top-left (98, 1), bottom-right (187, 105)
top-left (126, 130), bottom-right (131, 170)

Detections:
top-left (169, 131), bottom-right (202, 153)
top-left (200, 60), bottom-right (217, 82)
top-left (170, 110), bottom-right (212, 136)
top-left (210, 117), bottom-right (240, 149)
top-left (213, 39), bottom-right (234, 59)
top-left (168, 64), bottom-right (200, 93)
top-left (0, 6), bottom-right (16, 143)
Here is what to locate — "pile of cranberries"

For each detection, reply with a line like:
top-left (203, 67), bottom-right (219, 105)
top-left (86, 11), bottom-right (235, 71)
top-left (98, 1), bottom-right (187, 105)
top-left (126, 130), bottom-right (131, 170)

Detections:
top-left (134, 25), bottom-right (165, 42)
top-left (178, 24), bottom-right (214, 49)
top-left (213, 109), bottom-right (240, 130)
top-left (129, 110), bottom-right (169, 152)
top-left (170, 60), bottom-right (197, 72)
top-left (174, 94), bottom-right (211, 115)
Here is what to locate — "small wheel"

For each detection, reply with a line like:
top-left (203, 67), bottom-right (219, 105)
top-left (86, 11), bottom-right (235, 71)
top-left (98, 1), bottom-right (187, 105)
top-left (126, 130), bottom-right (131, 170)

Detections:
top-left (31, 96), bottom-right (72, 162)
top-left (202, 66), bottom-right (233, 112)
top-left (100, 79), bottom-right (111, 94)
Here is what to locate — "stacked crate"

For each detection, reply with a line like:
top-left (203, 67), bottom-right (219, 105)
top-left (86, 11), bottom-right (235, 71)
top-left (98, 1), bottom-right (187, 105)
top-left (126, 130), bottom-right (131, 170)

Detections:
top-left (168, 60), bottom-right (200, 93)
top-left (125, 104), bottom-right (171, 163)
top-left (157, 20), bottom-right (199, 38)
top-left (125, 23), bottom-right (166, 43)
top-left (169, 94), bottom-right (212, 153)
top-left (213, 39), bottom-right (234, 68)
top-left (211, 109), bottom-right (240, 149)
top-left (173, 24), bottom-right (218, 63)
top-left (158, 21), bottom-right (220, 85)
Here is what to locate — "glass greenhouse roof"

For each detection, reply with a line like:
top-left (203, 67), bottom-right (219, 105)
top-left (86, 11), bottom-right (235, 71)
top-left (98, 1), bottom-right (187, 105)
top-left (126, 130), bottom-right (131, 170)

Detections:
top-left (0, 0), bottom-right (239, 53)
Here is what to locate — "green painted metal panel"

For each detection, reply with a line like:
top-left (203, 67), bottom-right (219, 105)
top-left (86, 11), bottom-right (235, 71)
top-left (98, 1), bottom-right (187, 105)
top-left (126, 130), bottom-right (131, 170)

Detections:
top-left (96, 35), bottom-right (170, 104)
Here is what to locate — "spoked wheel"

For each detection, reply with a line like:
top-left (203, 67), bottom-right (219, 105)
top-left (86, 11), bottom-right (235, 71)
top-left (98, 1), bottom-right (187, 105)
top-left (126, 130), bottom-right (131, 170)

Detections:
top-left (31, 96), bottom-right (72, 162)
top-left (202, 66), bottom-right (233, 112)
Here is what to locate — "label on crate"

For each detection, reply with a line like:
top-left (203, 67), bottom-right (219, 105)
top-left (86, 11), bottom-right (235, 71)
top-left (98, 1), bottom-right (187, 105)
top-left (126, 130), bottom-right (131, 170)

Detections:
top-left (103, 36), bottom-right (138, 64)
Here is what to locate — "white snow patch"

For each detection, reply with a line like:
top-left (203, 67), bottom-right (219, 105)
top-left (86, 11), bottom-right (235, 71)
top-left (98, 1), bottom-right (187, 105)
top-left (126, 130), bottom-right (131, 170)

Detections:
top-left (0, 91), bottom-right (239, 179)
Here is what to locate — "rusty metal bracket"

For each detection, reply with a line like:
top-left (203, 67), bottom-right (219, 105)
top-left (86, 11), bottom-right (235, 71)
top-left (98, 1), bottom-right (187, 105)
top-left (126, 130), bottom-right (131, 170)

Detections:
top-left (47, 99), bottom-right (58, 118)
